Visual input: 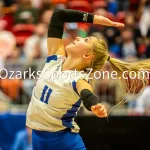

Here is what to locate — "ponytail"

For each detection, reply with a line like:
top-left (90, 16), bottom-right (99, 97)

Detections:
top-left (108, 57), bottom-right (149, 95)
top-left (87, 36), bottom-right (150, 113)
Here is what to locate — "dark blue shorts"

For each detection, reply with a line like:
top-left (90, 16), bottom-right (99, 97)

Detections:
top-left (32, 129), bottom-right (86, 150)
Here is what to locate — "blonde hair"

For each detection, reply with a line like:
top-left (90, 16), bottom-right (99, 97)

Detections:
top-left (89, 38), bottom-right (149, 109)
top-left (91, 39), bottom-right (108, 72)
top-left (87, 38), bottom-right (108, 86)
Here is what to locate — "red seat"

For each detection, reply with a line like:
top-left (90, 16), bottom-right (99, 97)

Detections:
top-left (116, 11), bottom-right (126, 23)
top-left (51, 0), bottom-right (68, 4)
top-left (67, 1), bottom-right (92, 12)
top-left (138, 44), bottom-right (147, 55)
top-left (92, 0), bottom-right (107, 10)
top-left (12, 24), bottom-right (35, 46)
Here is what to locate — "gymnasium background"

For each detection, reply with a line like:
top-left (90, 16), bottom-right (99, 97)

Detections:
top-left (0, 0), bottom-right (150, 150)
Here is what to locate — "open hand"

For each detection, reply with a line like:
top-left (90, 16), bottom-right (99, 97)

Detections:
top-left (94, 15), bottom-right (125, 28)
top-left (111, 22), bottom-right (125, 28)
top-left (91, 103), bottom-right (107, 118)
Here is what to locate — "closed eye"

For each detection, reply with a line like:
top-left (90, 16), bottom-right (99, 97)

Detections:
top-left (84, 38), bottom-right (88, 42)
top-left (84, 37), bottom-right (91, 42)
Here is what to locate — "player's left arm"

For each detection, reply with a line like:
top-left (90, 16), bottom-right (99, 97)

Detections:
top-left (76, 79), bottom-right (107, 118)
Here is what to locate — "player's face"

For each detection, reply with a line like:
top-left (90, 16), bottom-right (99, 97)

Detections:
top-left (65, 36), bottom-right (97, 58)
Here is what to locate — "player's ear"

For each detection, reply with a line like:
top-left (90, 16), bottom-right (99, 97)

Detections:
top-left (83, 53), bottom-right (92, 59)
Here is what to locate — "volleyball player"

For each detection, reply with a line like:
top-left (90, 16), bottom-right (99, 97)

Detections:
top-left (26, 8), bottom-right (148, 150)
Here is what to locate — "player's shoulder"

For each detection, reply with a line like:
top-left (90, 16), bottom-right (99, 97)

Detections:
top-left (41, 54), bottom-right (66, 75)
top-left (70, 71), bottom-right (89, 82)
top-left (46, 54), bottom-right (66, 63)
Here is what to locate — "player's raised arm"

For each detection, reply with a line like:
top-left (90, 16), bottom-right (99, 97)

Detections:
top-left (76, 79), bottom-right (107, 118)
top-left (47, 9), bottom-right (124, 56)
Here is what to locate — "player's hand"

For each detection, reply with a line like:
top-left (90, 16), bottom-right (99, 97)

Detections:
top-left (94, 15), bottom-right (125, 28)
top-left (111, 22), bottom-right (125, 28)
top-left (91, 103), bottom-right (107, 118)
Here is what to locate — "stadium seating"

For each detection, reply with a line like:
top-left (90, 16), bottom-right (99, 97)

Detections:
top-left (12, 24), bottom-right (35, 46)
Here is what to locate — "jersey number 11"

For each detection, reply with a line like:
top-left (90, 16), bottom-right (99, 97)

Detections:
top-left (40, 85), bottom-right (52, 104)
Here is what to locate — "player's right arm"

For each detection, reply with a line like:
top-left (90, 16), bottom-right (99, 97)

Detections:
top-left (47, 9), bottom-right (124, 56)
top-left (47, 9), bottom-right (94, 56)
top-left (76, 79), bottom-right (107, 118)
top-left (47, 9), bottom-right (65, 56)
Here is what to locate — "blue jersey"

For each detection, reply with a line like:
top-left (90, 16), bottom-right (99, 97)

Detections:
top-left (26, 55), bottom-right (88, 133)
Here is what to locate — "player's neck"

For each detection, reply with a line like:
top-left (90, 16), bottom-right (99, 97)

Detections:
top-left (61, 56), bottom-right (83, 71)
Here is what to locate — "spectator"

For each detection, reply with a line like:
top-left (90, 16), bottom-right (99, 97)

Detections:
top-left (14, 0), bottom-right (39, 24)
top-left (40, 0), bottom-right (54, 13)
top-left (0, 30), bottom-right (16, 58)
top-left (116, 0), bottom-right (129, 11)
top-left (134, 86), bottom-right (150, 116)
top-left (7, 47), bottom-right (22, 60)
top-left (108, 0), bottom-right (118, 15)
top-left (88, 8), bottom-right (107, 36)
top-left (124, 12), bottom-right (146, 58)
top-left (23, 23), bottom-right (47, 59)
top-left (12, 127), bottom-right (32, 150)
top-left (119, 27), bottom-right (137, 58)
top-left (30, 0), bottom-right (42, 8)
top-left (88, 8), bottom-right (120, 48)
top-left (40, 9), bottom-right (53, 26)
top-left (139, 0), bottom-right (150, 37)
top-left (0, 0), bottom-right (14, 31)
top-left (124, 12), bottom-right (141, 38)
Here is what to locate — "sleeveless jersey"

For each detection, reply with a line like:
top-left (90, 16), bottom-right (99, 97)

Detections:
top-left (26, 55), bottom-right (89, 133)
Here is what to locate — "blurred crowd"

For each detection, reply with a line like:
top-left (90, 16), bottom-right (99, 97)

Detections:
top-left (0, 0), bottom-right (150, 116)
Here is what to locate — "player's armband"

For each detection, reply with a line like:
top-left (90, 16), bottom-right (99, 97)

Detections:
top-left (48, 9), bottom-right (94, 39)
top-left (80, 89), bottom-right (101, 111)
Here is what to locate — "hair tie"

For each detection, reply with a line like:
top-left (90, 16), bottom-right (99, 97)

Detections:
top-left (107, 56), bottom-right (110, 61)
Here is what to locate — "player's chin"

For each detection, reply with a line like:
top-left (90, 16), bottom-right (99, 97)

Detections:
top-left (65, 43), bottom-right (74, 49)
top-left (99, 112), bottom-right (107, 118)
top-left (65, 44), bottom-right (77, 55)
top-left (97, 115), bottom-right (106, 118)
top-left (97, 114), bottom-right (107, 118)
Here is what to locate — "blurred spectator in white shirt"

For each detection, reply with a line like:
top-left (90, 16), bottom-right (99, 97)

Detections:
top-left (134, 86), bottom-right (150, 115)
top-left (23, 23), bottom-right (47, 59)
top-left (138, 0), bottom-right (150, 37)
top-left (30, 0), bottom-right (42, 8)
top-left (139, 7), bottom-right (150, 37)
top-left (0, 30), bottom-right (16, 58)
